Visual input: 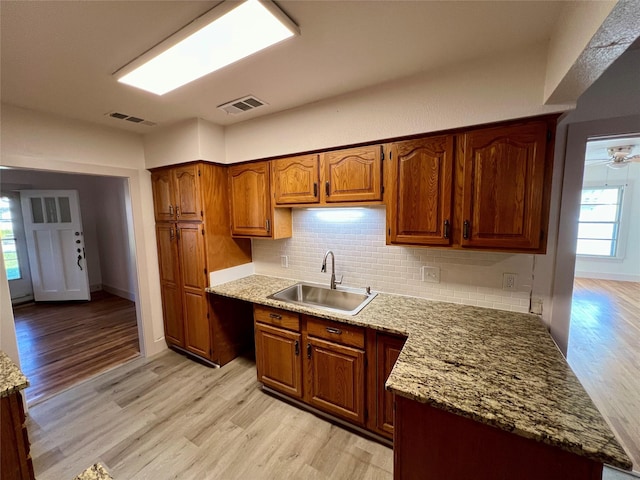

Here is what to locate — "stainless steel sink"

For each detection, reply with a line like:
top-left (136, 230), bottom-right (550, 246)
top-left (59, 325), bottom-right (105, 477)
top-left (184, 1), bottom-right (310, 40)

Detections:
top-left (267, 282), bottom-right (377, 315)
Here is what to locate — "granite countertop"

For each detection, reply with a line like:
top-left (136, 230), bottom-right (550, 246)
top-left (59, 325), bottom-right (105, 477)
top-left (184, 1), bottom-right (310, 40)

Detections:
top-left (207, 274), bottom-right (632, 471)
top-left (0, 351), bottom-right (29, 397)
top-left (73, 463), bottom-right (113, 480)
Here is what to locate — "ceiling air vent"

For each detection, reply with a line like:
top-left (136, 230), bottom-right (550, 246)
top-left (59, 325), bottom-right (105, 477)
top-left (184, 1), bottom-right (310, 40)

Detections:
top-left (217, 95), bottom-right (268, 115)
top-left (105, 111), bottom-right (157, 127)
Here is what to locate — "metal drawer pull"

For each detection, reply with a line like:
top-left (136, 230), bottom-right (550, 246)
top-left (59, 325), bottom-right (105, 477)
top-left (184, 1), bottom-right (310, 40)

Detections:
top-left (443, 219), bottom-right (450, 239)
top-left (269, 313), bottom-right (282, 320)
top-left (169, 205), bottom-right (173, 215)
top-left (313, 182), bottom-right (318, 197)
top-left (294, 340), bottom-right (299, 356)
top-left (326, 327), bottom-right (342, 335)
top-left (325, 181), bottom-right (330, 196)
top-left (307, 343), bottom-right (312, 359)
top-left (463, 220), bottom-right (470, 240)
top-left (176, 206), bottom-right (180, 217)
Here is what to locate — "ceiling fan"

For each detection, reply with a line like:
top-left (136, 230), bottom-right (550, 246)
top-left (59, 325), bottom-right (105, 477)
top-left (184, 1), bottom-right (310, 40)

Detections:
top-left (587, 145), bottom-right (640, 169)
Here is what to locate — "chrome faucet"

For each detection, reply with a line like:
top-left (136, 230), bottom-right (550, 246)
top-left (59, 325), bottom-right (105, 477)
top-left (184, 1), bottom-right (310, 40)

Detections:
top-left (321, 250), bottom-right (343, 289)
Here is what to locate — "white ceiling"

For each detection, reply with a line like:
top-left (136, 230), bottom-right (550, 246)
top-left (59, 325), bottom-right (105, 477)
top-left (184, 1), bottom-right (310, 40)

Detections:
top-left (585, 136), bottom-right (640, 164)
top-left (0, 1), bottom-right (577, 134)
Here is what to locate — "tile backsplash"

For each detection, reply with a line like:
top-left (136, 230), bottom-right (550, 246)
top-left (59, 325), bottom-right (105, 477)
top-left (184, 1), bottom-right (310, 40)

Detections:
top-left (252, 207), bottom-right (534, 313)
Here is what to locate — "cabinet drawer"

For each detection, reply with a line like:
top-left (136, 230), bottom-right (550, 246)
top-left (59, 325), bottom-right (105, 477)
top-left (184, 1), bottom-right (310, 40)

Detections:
top-left (254, 305), bottom-right (300, 331)
top-left (306, 316), bottom-right (365, 349)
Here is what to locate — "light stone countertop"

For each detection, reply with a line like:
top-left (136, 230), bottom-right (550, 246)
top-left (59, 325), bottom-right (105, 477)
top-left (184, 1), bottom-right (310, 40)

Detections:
top-left (73, 463), bottom-right (113, 480)
top-left (207, 274), bottom-right (632, 471)
top-left (0, 351), bottom-right (29, 397)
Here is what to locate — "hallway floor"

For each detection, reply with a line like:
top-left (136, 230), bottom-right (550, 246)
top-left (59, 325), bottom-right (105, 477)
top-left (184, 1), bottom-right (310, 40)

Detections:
top-left (568, 278), bottom-right (640, 473)
top-left (13, 290), bottom-right (140, 404)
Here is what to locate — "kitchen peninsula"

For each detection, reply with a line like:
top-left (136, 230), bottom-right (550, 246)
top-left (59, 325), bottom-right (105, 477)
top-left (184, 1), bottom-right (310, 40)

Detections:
top-left (208, 274), bottom-right (632, 479)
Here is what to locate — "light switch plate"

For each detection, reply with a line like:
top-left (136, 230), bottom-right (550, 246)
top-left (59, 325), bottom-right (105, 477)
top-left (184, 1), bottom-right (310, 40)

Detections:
top-left (280, 255), bottom-right (288, 268)
top-left (422, 266), bottom-right (440, 283)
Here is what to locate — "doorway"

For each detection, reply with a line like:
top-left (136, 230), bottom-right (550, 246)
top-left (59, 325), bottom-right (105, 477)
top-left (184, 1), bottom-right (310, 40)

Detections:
top-left (566, 135), bottom-right (640, 471)
top-left (1, 168), bottom-right (142, 404)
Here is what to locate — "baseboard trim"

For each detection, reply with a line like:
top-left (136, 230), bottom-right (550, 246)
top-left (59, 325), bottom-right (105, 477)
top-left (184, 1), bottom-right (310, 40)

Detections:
top-left (102, 284), bottom-right (136, 301)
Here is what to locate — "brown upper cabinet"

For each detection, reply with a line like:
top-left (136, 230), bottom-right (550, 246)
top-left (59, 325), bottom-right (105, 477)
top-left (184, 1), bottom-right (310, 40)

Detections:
top-left (151, 164), bottom-right (202, 222)
top-left (228, 161), bottom-right (292, 239)
top-left (272, 154), bottom-right (320, 204)
top-left (458, 121), bottom-right (548, 251)
top-left (387, 135), bottom-right (454, 246)
top-left (387, 117), bottom-right (554, 253)
top-left (272, 145), bottom-right (384, 207)
top-left (322, 145), bottom-right (383, 203)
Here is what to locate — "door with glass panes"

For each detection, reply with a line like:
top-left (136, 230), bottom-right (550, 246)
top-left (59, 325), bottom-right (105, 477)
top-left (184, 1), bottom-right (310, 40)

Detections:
top-left (20, 190), bottom-right (90, 301)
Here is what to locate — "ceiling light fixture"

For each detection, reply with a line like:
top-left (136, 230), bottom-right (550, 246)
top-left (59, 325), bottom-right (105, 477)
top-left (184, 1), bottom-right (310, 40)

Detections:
top-left (114, 0), bottom-right (299, 95)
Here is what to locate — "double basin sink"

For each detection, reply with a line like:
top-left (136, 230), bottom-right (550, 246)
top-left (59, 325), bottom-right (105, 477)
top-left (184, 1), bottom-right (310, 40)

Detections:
top-left (267, 282), bottom-right (377, 316)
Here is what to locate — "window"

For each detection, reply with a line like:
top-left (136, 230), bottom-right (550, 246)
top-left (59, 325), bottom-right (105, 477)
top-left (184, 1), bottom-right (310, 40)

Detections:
top-left (0, 196), bottom-right (21, 280)
top-left (576, 186), bottom-right (624, 257)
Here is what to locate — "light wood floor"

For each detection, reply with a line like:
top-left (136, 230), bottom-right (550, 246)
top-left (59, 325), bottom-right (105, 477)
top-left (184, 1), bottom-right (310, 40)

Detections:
top-left (27, 350), bottom-right (394, 480)
top-left (568, 278), bottom-right (640, 473)
top-left (13, 291), bottom-right (140, 405)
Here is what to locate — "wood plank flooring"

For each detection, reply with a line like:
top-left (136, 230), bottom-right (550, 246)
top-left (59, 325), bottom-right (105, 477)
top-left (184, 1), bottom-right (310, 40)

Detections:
top-left (13, 291), bottom-right (140, 405)
top-left (27, 350), bottom-right (394, 480)
top-left (568, 278), bottom-right (640, 473)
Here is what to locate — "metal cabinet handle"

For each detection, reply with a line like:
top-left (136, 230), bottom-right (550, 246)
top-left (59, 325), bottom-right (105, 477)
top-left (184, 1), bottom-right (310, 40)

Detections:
top-left (294, 340), bottom-right (300, 356)
top-left (269, 313), bottom-right (282, 320)
top-left (326, 327), bottom-right (342, 335)
top-left (176, 228), bottom-right (180, 240)
top-left (170, 228), bottom-right (174, 240)
top-left (307, 343), bottom-right (312, 359)
top-left (443, 220), bottom-right (450, 239)
top-left (313, 182), bottom-right (318, 197)
top-left (266, 219), bottom-right (271, 233)
top-left (169, 205), bottom-right (173, 215)
top-left (463, 220), bottom-right (470, 240)
top-left (176, 206), bottom-right (180, 217)
top-left (325, 181), bottom-right (330, 197)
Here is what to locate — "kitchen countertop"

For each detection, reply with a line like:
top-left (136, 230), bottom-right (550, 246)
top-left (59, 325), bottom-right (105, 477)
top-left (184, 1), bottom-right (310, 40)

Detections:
top-left (207, 274), bottom-right (632, 471)
top-left (73, 463), bottom-right (113, 480)
top-left (0, 351), bottom-right (29, 397)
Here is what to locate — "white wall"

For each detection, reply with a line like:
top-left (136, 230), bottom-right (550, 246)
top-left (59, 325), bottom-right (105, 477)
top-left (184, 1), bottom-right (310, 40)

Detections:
top-left (546, 47), bottom-right (640, 355)
top-left (1, 170), bottom-right (105, 291)
top-left (253, 208), bottom-right (534, 314)
top-left (574, 163), bottom-right (640, 282)
top-left (92, 176), bottom-right (137, 299)
top-left (144, 118), bottom-right (226, 168)
top-left (0, 104), bottom-right (167, 358)
top-left (223, 43), bottom-right (571, 164)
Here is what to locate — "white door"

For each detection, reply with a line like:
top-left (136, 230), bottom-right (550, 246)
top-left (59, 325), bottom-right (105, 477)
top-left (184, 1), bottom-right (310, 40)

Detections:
top-left (20, 190), bottom-right (90, 301)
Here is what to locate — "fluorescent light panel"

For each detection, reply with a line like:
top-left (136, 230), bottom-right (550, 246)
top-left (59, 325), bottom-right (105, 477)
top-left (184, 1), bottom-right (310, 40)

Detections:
top-left (117, 0), bottom-right (298, 95)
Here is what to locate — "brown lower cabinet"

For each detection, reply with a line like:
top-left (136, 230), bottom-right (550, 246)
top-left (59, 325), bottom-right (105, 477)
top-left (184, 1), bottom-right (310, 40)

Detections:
top-left (394, 395), bottom-right (603, 480)
top-left (253, 305), bottom-right (406, 439)
top-left (1, 391), bottom-right (35, 480)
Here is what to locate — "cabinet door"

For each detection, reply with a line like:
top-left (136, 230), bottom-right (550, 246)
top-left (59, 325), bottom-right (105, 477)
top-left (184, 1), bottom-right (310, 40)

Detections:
top-left (460, 122), bottom-right (547, 250)
top-left (173, 164), bottom-right (202, 221)
top-left (155, 224), bottom-right (184, 347)
top-left (151, 170), bottom-right (175, 222)
top-left (376, 334), bottom-right (406, 437)
top-left (229, 162), bottom-right (272, 237)
top-left (322, 145), bottom-right (383, 202)
top-left (272, 154), bottom-right (320, 205)
top-left (255, 323), bottom-right (303, 398)
top-left (388, 136), bottom-right (454, 245)
top-left (177, 223), bottom-right (210, 358)
top-left (305, 336), bottom-right (365, 425)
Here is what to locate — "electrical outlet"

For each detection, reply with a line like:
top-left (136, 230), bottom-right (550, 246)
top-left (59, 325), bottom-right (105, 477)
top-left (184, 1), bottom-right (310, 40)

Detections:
top-left (280, 255), bottom-right (288, 268)
top-left (421, 266), bottom-right (440, 283)
top-left (502, 273), bottom-right (517, 291)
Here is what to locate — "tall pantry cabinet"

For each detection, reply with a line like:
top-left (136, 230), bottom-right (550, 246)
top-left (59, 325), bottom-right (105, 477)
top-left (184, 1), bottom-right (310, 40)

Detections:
top-left (151, 162), bottom-right (253, 365)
